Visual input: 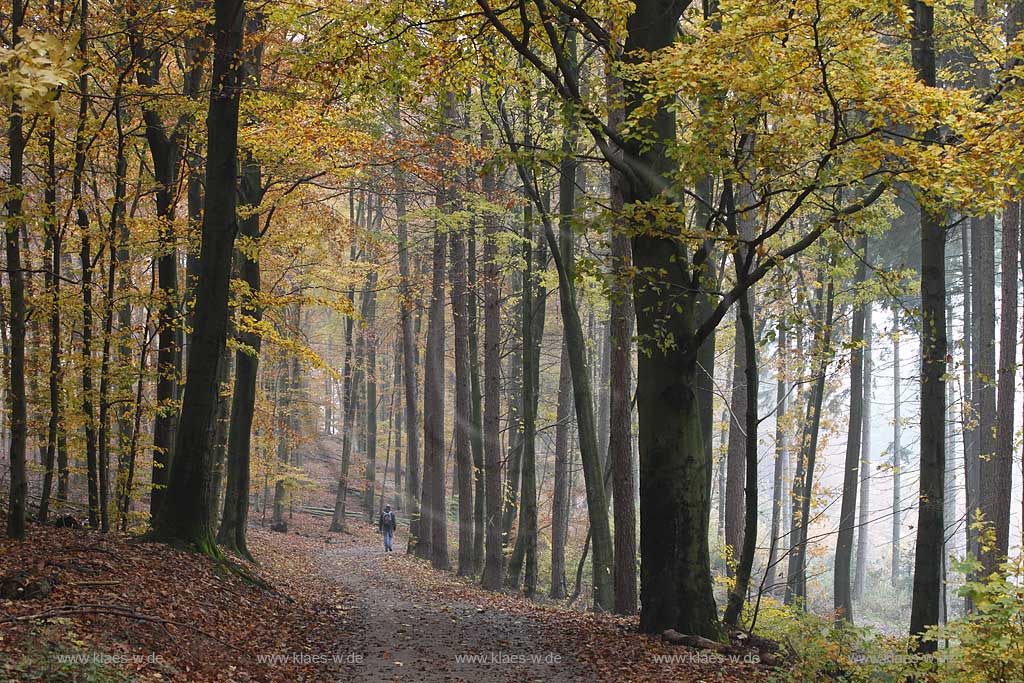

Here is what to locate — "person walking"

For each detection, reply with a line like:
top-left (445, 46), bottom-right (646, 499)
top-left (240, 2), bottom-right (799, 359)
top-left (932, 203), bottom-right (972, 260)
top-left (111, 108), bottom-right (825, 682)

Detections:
top-left (379, 504), bottom-right (397, 552)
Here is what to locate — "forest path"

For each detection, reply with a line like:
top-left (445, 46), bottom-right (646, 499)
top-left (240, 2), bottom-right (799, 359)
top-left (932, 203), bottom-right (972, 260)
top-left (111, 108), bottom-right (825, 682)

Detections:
top-left (323, 531), bottom-right (585, 683)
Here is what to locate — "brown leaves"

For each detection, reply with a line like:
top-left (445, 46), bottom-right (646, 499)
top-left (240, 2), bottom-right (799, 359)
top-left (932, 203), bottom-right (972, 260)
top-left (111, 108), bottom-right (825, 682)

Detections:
top-left (0, 521), bottom-right (349, 682)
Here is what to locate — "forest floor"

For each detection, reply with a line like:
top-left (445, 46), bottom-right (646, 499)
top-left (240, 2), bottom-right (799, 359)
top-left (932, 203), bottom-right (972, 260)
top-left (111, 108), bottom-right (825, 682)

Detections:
top-left (1, 510), bottom-right (769, 683)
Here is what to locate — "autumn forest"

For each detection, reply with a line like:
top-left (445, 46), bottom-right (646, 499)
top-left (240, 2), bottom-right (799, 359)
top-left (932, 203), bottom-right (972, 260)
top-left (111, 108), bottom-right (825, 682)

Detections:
top-left (1, 0), bottom-right (1024, 681)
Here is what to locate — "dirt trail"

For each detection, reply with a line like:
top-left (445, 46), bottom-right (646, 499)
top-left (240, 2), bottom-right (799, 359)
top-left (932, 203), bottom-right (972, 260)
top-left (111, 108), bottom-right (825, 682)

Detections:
top-left (324, 536), bottom-right (584, 683)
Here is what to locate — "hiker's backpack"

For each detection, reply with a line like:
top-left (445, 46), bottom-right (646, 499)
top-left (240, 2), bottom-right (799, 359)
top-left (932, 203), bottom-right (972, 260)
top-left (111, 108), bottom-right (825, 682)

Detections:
top-left (381, 511), bottom-right (394, 529)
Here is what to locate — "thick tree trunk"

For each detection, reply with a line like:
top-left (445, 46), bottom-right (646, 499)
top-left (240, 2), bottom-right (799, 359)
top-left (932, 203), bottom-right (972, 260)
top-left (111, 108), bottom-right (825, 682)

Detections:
top-left (623, 0), bottom-right (720, 638)
top-left (152, 0), bottom-right (245, 554)
top-left (217, 21), bottom-right (263, 555)
top-left (908, 0), bottom-right (946, 650)
top-left (834, 237), bottom-right (868, 623)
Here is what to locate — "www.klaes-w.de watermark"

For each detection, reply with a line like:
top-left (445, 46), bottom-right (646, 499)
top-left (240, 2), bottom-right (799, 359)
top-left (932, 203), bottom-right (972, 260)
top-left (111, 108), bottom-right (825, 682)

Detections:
top-left (454, 651), bottom-right (563, 666)
top-left (55, 652), bottom-right (164, 667)
top-left (255, 651), bottom-right (365, 666)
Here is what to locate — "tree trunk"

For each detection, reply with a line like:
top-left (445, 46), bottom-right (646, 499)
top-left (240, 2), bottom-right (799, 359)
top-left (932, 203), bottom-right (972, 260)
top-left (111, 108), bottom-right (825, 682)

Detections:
top-left (152, 0), bottom-right (245, 554)
top-left (72, 0), bottom-right (99, 528)
top-left (450, 228), bottom-right (475, 576)
top-left (785, 272), bottom-right (835, 606)
top-left (834, 236), bottom-right (868, 623)
top-left (97, 99), bottom-right (129, 533)
top-left (329, 244), bottom-right (360, 533)
top-left (721, 181), bottom-right (760, 626)
top-left (468, 225), bottom-right (486, 574)
top-left (4, 0), bottom-right (28, 540)
top-left (908, 0), bottom-right (946, 651)
top-left (506, 217), bottom-right (538, 595)
top-left (395, 161), bottom-right (421, 549)
top-left (892, 310), bottom-right (902, 586)
top-left (550, 341), bottom-right (572, 599)
top-left (363, 264), bottom-right (379, 520)
top-left (393, 336), bottom-right (403, 510)
top-left (606, 60), bottom-right (638, 617)
top-left (501, 265), bottom-right (524, 553)
top-left (129, 15), bottom-right (185, 521)
top-left (990, 192), bottom-right (1018, 568)
top-left (960, 222), bottom-right (978, 564)
top-left (724, 309), bottom-right (747, 577)
top-left (38, 114), bottom-right (61, 523)
top-left (767, 327), bottom-right (788, 597)
top-left (422, 187), bottom-right (450, 569)
top-left (217, 19), bottom-right (263, 555)
top-left (853, 304), bottom-right (873, 601)
top-left (623, 0), bottom-right (720, 637)
top-left (480, 119), bottom-right (505, 589)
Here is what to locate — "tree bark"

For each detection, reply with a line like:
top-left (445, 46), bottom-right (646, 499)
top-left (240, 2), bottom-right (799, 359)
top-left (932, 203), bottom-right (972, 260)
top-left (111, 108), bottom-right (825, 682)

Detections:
top-left (128, 12), bottom-right (185, 522)
top-left (892, 310), bottom-right (902, 586)
top-left (329, 243), bottom-right (360, 533)
top-left (97, 94), bottom-right (129, 533)
top-left (990, 187), bottom-right (1018, 568)
top-left (785, 272), bottom-right (835, 606)
top-left (853, 304), bottom-right (873, 601)
top-left (421, 172), bottom-right (450, 568)
top-left (450, 228), bottom-right (475, 576)
top-left (4, 0), bottom-right (28, 540)
top-left (724, 309), bottom-right (747, 577)
top-left (468, 225), bottom-right (486, 574)
top-left (767, 327), bottom-right (788, 597)
top-left (550, 341), bottom-right (572, 599)
top-left (834, 236), bottom-right (868, 623)
top-left (363, 264), bottom-right (379, 520)
top-left (506, 218), bottom-right (538, 595)
top-left (37, 40), bottom-right (63, 523)
top-left (217, 15), bottom-right (263, 556)
top-left (480, 119), bottom-right (505, 589)
top-left (72, 0), bottom-right (100, 529)
top-left (395, 161), bottom-right (421, 548)
top-left (608, 144), bottom-right (637, 616)
top-left (908, 0), bottom-right (946, 650)
top-left (152, 0), bottom-right (245, 554)
top-left (624, 0), bottom-right (721, 637)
